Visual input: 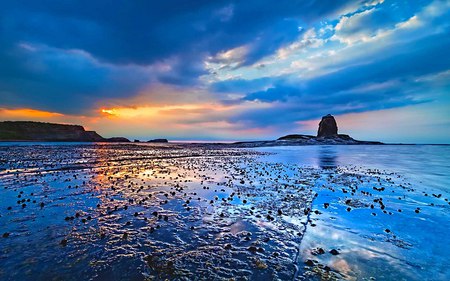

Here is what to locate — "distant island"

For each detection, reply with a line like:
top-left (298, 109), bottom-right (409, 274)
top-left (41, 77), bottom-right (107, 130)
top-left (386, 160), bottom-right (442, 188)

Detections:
top-left (147, 138), bottom-right (169, 143)
top-left (0, 115), bottom-right (381, 145)
top-left (231, 114), bottom-right (383, 147)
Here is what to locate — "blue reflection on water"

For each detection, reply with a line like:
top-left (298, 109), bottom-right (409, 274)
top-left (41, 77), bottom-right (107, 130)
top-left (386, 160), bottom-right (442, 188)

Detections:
top-left (318, 146), bottom-right (337, 169)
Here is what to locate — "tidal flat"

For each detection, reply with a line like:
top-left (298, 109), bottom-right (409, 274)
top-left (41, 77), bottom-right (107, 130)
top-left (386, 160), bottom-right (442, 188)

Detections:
top-left (0, 143), bottom-right (449, 280)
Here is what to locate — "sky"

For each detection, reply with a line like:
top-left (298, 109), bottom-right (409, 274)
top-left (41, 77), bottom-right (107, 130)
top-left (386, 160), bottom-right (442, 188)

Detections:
top-left (0, 0), bottom-right (449, 143)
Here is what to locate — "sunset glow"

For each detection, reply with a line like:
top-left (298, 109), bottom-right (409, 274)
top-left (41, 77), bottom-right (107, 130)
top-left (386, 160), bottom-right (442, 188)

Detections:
top-left (0, 108), bottom-right (63, 119)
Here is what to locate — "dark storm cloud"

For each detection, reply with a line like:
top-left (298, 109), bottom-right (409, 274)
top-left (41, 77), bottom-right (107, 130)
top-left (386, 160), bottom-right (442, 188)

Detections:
top-left (0, 0), bottom-right (363, 113)
top-left (2, 0), bottom-right (359, 64)
top-left (0, 44), bottom-right (149, 114)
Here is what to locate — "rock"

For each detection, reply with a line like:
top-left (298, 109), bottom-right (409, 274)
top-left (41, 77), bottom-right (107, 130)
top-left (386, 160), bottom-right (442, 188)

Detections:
top-left (311, 247), bottom-right (325, 255)
top-left (147, 139), bottom-right (169, 143)
top-left (254, 258), bottom-right (268, 269)
top-left (106, 137), bottom-right (130, 142)
top-left (277, 134), bottom-right (316, 141)
top-left (247, 246), bottom-right (258, 253)
top-left (329, 249), bottom-right (340, 255)
top-left (134, 139), bottom-right (140, 143)
top-left (317, 114), bottom-right (338, 137)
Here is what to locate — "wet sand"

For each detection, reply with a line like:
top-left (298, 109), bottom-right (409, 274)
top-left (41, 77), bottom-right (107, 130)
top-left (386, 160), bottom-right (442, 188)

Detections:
top-left (0, 143), bottom-right (449, 280)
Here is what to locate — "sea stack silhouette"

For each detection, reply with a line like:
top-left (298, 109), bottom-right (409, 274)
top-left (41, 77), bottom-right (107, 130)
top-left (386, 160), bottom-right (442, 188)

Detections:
top-left (317, 114), bottom-right (338, 137)
top-left (245, 113), bottom-right (385, 146)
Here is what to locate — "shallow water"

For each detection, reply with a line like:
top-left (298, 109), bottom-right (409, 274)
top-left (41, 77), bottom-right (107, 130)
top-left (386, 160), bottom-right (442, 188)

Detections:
top-left (255, 145), bottom-right (450, 280)
top-left (0, 143), bottom-right (449, 280)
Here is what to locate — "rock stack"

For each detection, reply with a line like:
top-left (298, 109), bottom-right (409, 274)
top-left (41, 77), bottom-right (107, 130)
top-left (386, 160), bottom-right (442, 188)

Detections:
top-left (317, 114), bottom-right (338, 137)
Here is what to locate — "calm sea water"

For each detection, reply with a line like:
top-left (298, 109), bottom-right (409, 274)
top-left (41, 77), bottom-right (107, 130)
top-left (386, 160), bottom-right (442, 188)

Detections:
top-left (255, 145), bottom-right (450, 192)
top-left (254, 145), bottom-right (450, 280)
top-left (0, 143), bottom-right (449, 280)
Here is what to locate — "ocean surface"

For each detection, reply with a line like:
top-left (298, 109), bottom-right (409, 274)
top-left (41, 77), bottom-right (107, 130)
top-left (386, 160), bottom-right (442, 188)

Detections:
top-left (0, 143), bottom-right (449, 280)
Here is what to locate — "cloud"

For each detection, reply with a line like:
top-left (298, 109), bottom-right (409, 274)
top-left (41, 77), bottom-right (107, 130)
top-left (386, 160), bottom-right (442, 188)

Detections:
top-left (332, 0), bottom-right (450, 45)
top-left (1, 1), bottom-right (361, 65)
top-left (210, 1), bottom-right (450, 141)
top-left (1, 0), bottom-right (449, 142)
top-left (0, 43), bottom-right (150, 114)
top-left (226, 27), bottom-right (450, 127)
top-left (0, 0), bottom-right (367, 114)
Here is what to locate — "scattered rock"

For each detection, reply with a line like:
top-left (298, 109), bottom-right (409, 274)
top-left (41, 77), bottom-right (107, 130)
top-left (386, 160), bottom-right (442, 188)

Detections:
top-left (311, 247), bottom-right (326, 255)
top-left (329, 249), bottom-right (340, 255)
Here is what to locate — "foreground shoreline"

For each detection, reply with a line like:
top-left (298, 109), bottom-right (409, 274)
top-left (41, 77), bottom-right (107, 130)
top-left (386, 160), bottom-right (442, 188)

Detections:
top-left (0, 143), bottom-right (449, 280)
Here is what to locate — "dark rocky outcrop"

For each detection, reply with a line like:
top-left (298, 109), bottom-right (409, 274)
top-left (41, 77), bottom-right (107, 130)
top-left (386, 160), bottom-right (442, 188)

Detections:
top-left (277, 134), bottom-right (315, 141)
top-left (106, 137), bottom-right (130, 142)
top-left (0, 121), bottom-right (104, 142)
top-left (317, 114), bottom-right (338, 137)
top-left (233, 114), bottom-right (383, 147)
top-left (147, 138), bottom-right (168, 143)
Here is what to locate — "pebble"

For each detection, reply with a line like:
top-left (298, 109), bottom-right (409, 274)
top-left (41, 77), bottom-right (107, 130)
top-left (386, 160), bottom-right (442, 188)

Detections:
top-left (329, 249), bottom-right (340, 255)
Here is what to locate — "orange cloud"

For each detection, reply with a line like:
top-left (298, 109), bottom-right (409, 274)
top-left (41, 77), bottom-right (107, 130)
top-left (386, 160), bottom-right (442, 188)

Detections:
top-left (0, 108), bottom-right (64, 119)
top-left (0, 100), bottom-right (277, 141)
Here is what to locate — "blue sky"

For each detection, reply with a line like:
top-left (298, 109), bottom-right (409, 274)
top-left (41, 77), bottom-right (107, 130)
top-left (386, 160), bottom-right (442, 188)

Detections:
top-left (0, 0), bottom-right (449, 143)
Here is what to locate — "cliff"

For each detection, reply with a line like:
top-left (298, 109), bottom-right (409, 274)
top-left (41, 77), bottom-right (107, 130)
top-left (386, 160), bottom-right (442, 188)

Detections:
top-left (0, 121), bottom-right (128, 142)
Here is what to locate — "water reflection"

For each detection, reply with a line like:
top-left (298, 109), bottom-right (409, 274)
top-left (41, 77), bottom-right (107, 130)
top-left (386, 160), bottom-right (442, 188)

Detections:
top-left (318, 146), bottom-right (337, 168)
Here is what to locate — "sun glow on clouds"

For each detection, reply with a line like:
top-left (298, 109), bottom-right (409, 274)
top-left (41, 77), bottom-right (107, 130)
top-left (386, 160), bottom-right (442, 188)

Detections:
top-left (0, 108), bottom-right (63, 119)
top-left (95, 101), bottom-right (275, 140)
top-left (100, 103), bottom-right (236, 119)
